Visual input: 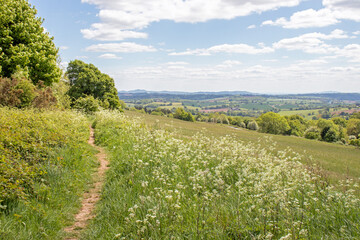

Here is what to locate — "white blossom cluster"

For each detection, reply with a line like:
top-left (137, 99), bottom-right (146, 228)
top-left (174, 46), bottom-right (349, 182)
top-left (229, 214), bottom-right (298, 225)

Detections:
top-left (94, 111), bottom-right (360, 239)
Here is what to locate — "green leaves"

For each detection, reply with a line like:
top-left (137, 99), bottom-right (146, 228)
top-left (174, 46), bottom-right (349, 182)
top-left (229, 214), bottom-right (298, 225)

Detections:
top-left (0, 0), bottom-right (61, 85)
top-left (66, 60), bottom-right (122, 112)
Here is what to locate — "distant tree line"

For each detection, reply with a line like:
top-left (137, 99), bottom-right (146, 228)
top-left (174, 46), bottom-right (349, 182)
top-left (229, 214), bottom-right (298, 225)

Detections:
top-left (129, 105), bottom-right (360, 146)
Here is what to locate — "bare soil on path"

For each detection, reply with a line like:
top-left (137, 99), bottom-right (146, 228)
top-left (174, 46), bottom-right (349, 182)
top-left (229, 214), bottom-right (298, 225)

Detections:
top-left (64, 126), bottom-right (109, 240)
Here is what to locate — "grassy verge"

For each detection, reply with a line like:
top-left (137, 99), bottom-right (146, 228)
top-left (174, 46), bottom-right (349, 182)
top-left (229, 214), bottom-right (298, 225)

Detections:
top-left (84, 111), bottom-right (359, 239)
top-left (0, 107), bottom-right (97, 239)
top-left (125, 110), bottom-right (360, 183)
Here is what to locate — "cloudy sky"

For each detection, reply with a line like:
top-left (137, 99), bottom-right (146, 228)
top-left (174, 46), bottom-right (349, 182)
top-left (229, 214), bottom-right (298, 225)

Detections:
top-left (29, 0), bottom-right (360, 93)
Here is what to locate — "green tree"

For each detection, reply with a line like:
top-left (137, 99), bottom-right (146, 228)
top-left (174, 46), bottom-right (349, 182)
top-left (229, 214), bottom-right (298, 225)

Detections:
top-left (285, 115), bottom-right (307, 137)
top-left (258, 112), bottom-right (290, 135)
top-left (347, 119), bottom-right (360, 138)
top-left (66, 60), bottom-right (122, 110)
top-left (304, 126), bottom-right (321, 140)
top-left (0, 0), bottom-right (62, 85)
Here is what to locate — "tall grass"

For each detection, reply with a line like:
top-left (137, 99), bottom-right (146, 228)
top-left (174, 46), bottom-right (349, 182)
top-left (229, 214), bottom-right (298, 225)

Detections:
top-left (84, 111), bottom-right (360, 239)
top-left (0, 107), bottom-right (97, 239)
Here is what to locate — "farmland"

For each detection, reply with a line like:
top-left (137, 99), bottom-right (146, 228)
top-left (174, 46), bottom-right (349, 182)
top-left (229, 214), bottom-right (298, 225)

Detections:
top-left (120, 91), bottom-right (360, 118)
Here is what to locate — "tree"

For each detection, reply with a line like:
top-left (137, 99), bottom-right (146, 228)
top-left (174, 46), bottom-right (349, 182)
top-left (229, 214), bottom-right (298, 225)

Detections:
top-left (285, 115), bottom-right (307, 137)
top-left (258, 112), bottom-right (290, 135)
top-left (347, 119), bottom-right (360, 138)
top-left (0, 0), bottom-right (62, 85)
top-left (66, 60), bottom-right (122, 110)
top-left (304, 127), bottom-right (321, 140)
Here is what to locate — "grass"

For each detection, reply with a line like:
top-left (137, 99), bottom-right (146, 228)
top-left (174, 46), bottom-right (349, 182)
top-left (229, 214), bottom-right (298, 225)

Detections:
top-left (83, 111), bottom-right (360, 239)
top-left (0, 107), bottom-right (97, 239)
top-left (124, 110), bottom-right (360, 183)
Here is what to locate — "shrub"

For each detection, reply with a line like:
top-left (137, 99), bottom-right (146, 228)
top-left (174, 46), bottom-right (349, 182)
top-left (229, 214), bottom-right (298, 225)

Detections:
top-left (304, 127), bottom-right (321, 140)
top-left (349, 139), bottom-right (360, 147)
top-left (73, 95), bottom-right (99, 114)
top-left (247, 120), bottom-right (259, 130)
top-left (32, 82), bottom-right (57, 109)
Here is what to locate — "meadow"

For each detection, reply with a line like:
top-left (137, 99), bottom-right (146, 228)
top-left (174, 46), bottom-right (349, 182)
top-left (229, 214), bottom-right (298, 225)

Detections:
top-left (83, 111), bottom-right (360, 239)
top-left (125, 111), bottom-right (360, 184)
top-left (0, 107), bottom-right (97, 239)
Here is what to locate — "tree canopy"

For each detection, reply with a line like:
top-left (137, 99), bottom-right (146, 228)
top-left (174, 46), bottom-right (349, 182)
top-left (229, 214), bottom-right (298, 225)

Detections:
top-left (0, 0), bottom-right (62, 85)
top-left (258, 112), bottom-right (290, 135)
top-left (66, 60), bottom-right (121, 110)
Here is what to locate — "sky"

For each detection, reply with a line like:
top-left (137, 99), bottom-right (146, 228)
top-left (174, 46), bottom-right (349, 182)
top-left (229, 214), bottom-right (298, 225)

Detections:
top-left (28, 0), bottom-right (360, 93)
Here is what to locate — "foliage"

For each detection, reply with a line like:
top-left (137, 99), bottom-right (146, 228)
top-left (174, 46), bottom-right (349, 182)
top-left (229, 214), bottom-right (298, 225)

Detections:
top-left (84, 111), bottom-right (360, 239)
top-left (332, 117), bottom-right (347, 128)
top-left (349, 139), bottom-right (360, 147)
top-left (0, 0), bottom-right (62, 85)
top-left (14, 78), bottom-right (37, 107)
top-left (0, 107), bottom-right (97, 239)
top-left (174, 107), bottom-right (195, 122)
top-left (304, 126), bottom-right (321, 140)
top-left (0, 76), bottom-right (60, 109)
top-left (258, 112), bottom-right (290, 135)
top-left (247, 120), bottom-right (259, 130)
top-left (73, 95), bottom-right (99, 115)
top-left (285, 115), bottom-right (307, 137)
top-left (347, 119), bottom-right (360, 138)
top-left (51, 80), bottom-right (71, 109)
top-left (66, 60), bottom-right (121, 110)
top-left (0, 77), bottom-right (24, 107)
top-left (350, 112), bottom-right (360, 119)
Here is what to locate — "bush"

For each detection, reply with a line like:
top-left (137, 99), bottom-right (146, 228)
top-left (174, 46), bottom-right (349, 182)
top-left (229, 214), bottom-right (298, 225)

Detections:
top-left (304, 127), bottom-right (321, 140)
top-left (0, 107), bottom-right (89, 205)
top-left (322, 127), bottom-right (338, 142)
top-left (73, 95), bottom-right (99, 114)
top-left (247, 120), bottom-right (259, 130)
top-left (349, 139), bottom-right (360, 147)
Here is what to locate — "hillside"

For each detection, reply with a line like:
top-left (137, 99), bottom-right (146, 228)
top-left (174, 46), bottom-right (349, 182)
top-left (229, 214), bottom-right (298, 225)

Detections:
top-left (124, 110), bottom-right (360, 183)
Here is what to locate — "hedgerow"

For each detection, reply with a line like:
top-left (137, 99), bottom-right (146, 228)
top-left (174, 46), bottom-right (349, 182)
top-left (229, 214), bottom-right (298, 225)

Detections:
top-left (0, 107), bottom-right (97, 239)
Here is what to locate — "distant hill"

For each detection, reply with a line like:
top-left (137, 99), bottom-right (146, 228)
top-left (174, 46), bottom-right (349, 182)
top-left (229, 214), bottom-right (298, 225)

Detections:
top-left (118, 90), bottom-right (360, 102)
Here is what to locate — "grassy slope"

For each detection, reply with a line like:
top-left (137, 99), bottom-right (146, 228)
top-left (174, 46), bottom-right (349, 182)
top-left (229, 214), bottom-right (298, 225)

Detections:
top-left (0, 108), bottom-right (97, 240)
top-left (125, 110), bottom-right (360, 182)
top-left (84, 111), bottom-right (360, 239)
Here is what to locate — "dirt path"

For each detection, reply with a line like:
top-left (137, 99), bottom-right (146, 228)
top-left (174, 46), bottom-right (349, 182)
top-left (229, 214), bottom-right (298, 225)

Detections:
top-left (64, 126), bottom-right (109, 240)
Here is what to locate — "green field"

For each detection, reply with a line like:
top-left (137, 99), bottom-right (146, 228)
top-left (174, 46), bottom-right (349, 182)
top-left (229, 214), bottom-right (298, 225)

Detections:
top-left (125, 110), bottom-right (360, 183)
top-left (83, 111), bottom-right (360, 239)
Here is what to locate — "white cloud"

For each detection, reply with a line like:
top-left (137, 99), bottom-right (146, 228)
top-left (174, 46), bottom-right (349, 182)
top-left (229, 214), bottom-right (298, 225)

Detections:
top-left (335, 44), bottom-right (360, 62)
top-left (99, 53), bottom-right (122, 59)
top-left (273, 29), bottom-right (349, 54)
top-left (81, 0), bottom-right (304, 40)
top-left (247, 24), bottom-right (256, 29)
top-left (165, 61), bottom-right (189, 65)
top-left (262, 8), bottom-right (339, 28)
top-left (223, 60), bottom-right (242, 65)
top-left (353, 31), bottom-right (360, 35)
top-left (216, 60), bottom-right (242, 68)
top-left (59, 46), bottom-right (69, 50)
top-left (75, 56), bottom-right (89, 59)
top-left (169, 43), bottom-right (273, 56)
top-left (81, 27), bottom-right (147, 41)
top-left (112, 61), bottom-right (360, 93)
top-left (323, 0), bottom-right (360, 22)
top-left (86, 42), bottom-right (157, 53)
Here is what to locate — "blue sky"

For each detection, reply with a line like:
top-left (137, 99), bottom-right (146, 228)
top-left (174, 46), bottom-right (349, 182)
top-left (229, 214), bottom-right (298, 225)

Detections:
top-left (29, 0), bottom-right (360, 93)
